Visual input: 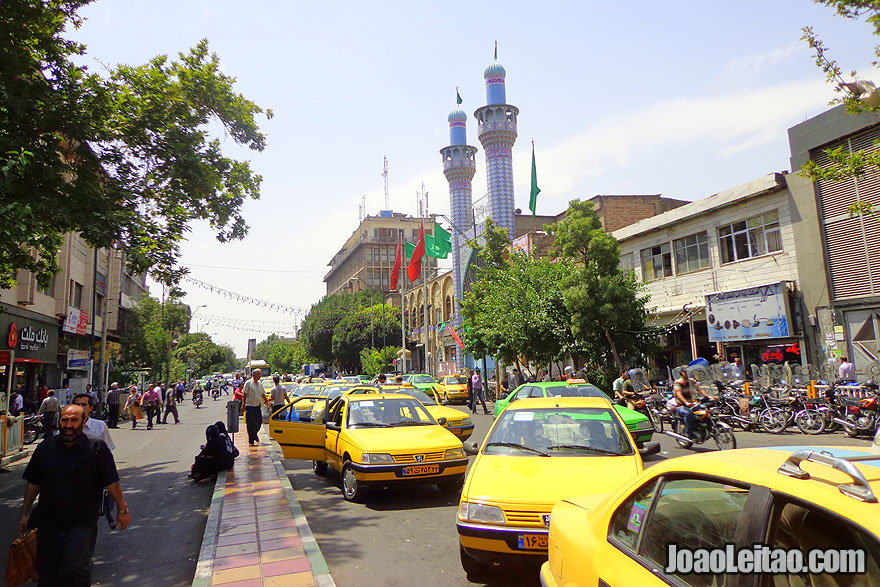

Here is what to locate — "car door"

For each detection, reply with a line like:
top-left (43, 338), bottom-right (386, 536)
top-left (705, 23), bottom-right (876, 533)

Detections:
top-left (268, 396), bottom-right (327, 461)
top-left (596, 475), bottom-right (753, 587)
top-left (324, 398), bottom-right (346, 471)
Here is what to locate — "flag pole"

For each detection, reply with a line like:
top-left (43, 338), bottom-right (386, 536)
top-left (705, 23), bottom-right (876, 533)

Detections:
top-left (400, 233), bottom-right (407, 374)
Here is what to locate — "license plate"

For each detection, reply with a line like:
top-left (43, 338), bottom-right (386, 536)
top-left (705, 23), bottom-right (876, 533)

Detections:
top-left (402, 464), bottom-right (439, 476)
top-left (517, 534), bottom-right (548, 550)
top-left (451, 428), bottom-right (462, 435)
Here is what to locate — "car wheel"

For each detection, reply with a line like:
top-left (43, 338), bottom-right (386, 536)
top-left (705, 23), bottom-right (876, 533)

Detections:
top-left (459, 544), bottom-right (492, 582)
top-left (437, 473), bottom-right (465, 494)
top-left (341, 461), bottom-right (364, 502)
top-left (313, 460), bottom-right (328, 476)
top-left (443, 391), bottom-right (449, 404)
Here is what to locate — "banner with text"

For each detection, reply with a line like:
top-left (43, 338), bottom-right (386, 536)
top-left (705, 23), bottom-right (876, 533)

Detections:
top-left (705, 282), bottom-right (792, 343)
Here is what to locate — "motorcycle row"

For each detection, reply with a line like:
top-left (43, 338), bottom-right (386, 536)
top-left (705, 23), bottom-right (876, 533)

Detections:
top-left (626, 375), bottom-right (880, 453)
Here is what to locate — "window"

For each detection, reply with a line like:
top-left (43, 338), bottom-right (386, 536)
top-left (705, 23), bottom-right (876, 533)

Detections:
top-left (381, 248), bottom-right (389, 263)
top-left (366, 248), bottom-right (373, 262)
top-left (673, 232), bottom-right (711, 274)
top-left (609, 477), bottom-right (749, 587)
top-left (718, 210), bottom-right (782, 263)
top-left (69, 280), bottom-right (83, 308)
top-left (619, 252), bottom-right (635, 275)
top-left (640, 244), bottom-right (672, 281)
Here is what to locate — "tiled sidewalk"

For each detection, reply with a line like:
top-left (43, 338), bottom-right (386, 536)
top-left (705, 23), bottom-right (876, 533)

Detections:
top-left (193, 427), bottom-right (334, 587)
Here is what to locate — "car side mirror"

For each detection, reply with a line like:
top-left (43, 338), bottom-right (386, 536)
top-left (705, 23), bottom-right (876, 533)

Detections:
top-left (437, 417), bottom-right (447, 426)
top-left (326, 422), bottom-right (340, 432)
top-left (639, 442), bottom-right (661, 457)
top-left (463, 441), bottom-right (479, 456)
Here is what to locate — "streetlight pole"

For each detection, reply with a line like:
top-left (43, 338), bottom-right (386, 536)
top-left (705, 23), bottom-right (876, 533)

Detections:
top-left (349, 277), bottom-right (375, 349)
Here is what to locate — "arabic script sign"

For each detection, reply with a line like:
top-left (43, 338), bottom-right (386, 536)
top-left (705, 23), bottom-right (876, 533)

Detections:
top-left (705, 282), bottom-right (792, 343)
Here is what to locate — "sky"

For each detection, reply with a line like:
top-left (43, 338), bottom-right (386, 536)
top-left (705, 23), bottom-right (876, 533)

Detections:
top-left (67, 0), bottom-right (878, 357)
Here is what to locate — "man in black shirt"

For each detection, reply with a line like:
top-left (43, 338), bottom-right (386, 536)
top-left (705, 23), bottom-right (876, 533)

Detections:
top-left (18, 405), bottom-right (130, 586)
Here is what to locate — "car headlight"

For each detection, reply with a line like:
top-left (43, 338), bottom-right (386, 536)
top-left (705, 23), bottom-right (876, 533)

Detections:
top-left (361, 452), bottom-right (394, 464)
top-left (635, 419), bottom-right (654, 430)
top-left (458, 502), bottom-right (505, 524)
top-left (461, 417), bottom-right (473, 427)
top-left (444, 447), bottom-right (465, 459)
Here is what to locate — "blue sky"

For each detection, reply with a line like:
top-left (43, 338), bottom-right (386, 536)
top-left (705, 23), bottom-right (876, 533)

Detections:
top-left (69, 0), bottom-right (877, 356)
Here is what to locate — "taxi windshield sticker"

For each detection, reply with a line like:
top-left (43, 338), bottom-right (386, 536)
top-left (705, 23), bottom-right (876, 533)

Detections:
top-left (359, 400), bottom-right (374, 407)
top-left (626, 501), bottom-right (647, 533)
top-left (513, 412), bottom-right (535, 421)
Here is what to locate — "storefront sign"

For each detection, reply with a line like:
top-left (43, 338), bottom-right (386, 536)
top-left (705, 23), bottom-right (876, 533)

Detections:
top-left (705, 282), bottom-right (792, 343)
top-left (96, 272), bottom-right (107, 296)
top-left (761, 342), bottom-right (801, 364)
top-left (17, 326), bottom-right (49, 351)
top-left (7, 323), bottom-right (17, 349)
top-left (67, 349), bottom-right (91, 370)
top-left (0, 309), bottom-right (58, 364)
top-left (63, 306), bottom-right (90, 336)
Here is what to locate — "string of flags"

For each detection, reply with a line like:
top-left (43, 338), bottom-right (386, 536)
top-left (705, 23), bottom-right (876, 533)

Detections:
top-left (181, 276), bottom-right (309, 317)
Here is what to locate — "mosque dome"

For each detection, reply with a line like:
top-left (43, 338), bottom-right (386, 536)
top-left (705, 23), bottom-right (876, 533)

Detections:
top-left (484, 61), bottom-right (506, 79)
top-left (448, 107), bottom-right (467, 123)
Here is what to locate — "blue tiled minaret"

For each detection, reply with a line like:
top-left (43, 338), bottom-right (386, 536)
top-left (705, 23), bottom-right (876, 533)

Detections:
top-left (474, 45), bottom-right (518, 238)
top-left (441, 96), bottom-right (477, 366)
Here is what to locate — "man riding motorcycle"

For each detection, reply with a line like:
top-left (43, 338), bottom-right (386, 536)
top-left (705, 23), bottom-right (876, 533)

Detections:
top-left (673, 367), bottom-right (714, 440)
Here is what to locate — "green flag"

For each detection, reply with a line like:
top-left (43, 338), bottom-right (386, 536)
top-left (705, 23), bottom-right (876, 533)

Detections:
top-left (456, 88), bottom-right (462, 105)
top-left (405, 229), bottom-right (450, 259)
top-left (433, 223), bottom-right (452, 254)
top-left (529, 141), bottom-right (540, 217)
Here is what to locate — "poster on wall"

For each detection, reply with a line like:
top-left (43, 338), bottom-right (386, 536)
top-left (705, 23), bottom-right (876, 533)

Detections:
top-left (705, 282), bottom-right (792, 343)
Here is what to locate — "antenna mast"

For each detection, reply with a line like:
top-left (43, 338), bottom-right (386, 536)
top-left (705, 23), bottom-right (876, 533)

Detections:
top-left (382, 156), bottom-right (390, 210)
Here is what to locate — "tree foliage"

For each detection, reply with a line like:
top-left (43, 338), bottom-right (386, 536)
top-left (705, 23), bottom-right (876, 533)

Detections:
top-left (297, 290), bottom-right (376, 364)
top-left (120, 294), bottom-right (191, 381)
top-left (0, 0), bottom-right (272, 287)
top-left (173, 332), bottom-right (239, 378)
top-left (800, 1), bottom-right (880, 218)
top-left (254, 333), bottom-right (311, 374)
top-left (547, 200), bottom-right (657, 377)
top-left (332, 305), bottom-right (401, 370)
top-left (460, 221), bottom-right (576, 372)
top-left (359, 346), bottom-right (399, 376)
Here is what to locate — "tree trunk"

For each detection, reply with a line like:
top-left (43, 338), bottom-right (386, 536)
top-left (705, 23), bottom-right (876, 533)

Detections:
top-left (603, 326), bottom-right (624, 372)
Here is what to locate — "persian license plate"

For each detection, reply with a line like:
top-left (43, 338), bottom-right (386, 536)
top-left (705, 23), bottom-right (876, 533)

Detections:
top-left (517, 534), bottom-right (548, 550)
top-left (451, 428), bottom-right (462, 435)
top-left (402, 464), bottom-right (439, 476)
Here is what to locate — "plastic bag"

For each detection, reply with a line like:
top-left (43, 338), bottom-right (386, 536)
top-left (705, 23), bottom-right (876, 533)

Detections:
top-left (261, 405), bottom-right (270, 424)
top-left (6, 529), bottom-right (38, 586)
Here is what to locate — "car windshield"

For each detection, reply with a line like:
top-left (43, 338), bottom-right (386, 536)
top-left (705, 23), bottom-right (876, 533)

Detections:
top-left (444, 377), bottom-right (468, 385)
top-left (343, 376), bottom-right (360, 384)
top-left (296, 384), bottom-right (323, 395)
top-left (393, 388), bottom-right (436, 406)
top-left (410, 375), bottom-right (436, 384)
top-left (347, 398), bottom-right (436, 428)
top-left (546, 384), bottom-right (608, 399)
top-left (483, 408), bottom-right (633, 457)
top-left (321, 385), bottom-right (349, 399)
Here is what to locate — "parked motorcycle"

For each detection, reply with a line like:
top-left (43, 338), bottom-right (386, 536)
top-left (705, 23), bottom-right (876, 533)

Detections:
top-left (842, 383), bottom-right (880, 437)
top-left (665, 398), bottom-right (737, 451)
top-left (23, 413), bottom-right (43, 445)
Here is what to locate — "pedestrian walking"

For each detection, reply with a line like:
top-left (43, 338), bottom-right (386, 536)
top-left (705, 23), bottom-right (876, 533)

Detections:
top-left (175, 380), bottom-right (185, 403)
top-left (240, 369), bottom-right (270, 446)
top-left (10, 389), bottom-right (23, 416)
top-left (18, 404), bottom-right (130, 586)
top-left (162, 388), bottom-right (180, 424)
top-left (142, 384), bottom-right (162, 430)
top-left (269, 375), bottom-right (289, 415)
top-left (471, 368), bottom-right (488, 414)
top-left (106, 382), bottom-right (121, 429)
top-left (37, 390), bottom-right (60, 439)
top-left (467, 370), bottom-right (474, 411)
top-left (125, 385), bottom-right (143, 429)
top-left (73, 393), bottom-right (116, 451)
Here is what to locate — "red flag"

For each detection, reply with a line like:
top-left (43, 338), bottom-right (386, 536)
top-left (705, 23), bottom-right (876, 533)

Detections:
top-left (447, 324), bottom-right (464, 349)
top-left (407, 221), bottom-right (425, 283)
top-left (390, 236), bottom-right (402, 290)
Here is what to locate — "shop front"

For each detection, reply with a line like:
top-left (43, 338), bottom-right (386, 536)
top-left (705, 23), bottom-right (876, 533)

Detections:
top-left (706, 282), bottom-right (803, 372)
top-left (0, 306), bottom-right (61, 406)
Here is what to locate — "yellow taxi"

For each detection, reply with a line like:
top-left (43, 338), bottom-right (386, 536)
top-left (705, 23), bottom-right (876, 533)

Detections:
top-left (457, 396), bottom-right (646, 581)
top-left (378, 384), bottom-right (474, 441)
top-left (437, 375), bottom-right (471, 404)
top-left (540, 445), bottom-right (880, 587)
top-left (269, 393), bottom-right (468, 502)
top-left (282, 382), bottom-right (335, 419)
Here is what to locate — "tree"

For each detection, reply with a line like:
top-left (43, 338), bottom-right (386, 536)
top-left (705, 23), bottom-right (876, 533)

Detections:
top-left (0, 1), bottom-right (271, 287)
top-left (548, 200), bottom-right (657, 380)
top-left (460, 221), bottom-right (575, 374)
top-left (254, 333), bottom-right (311, 374)
top-left (800, 1), bottom-right (880, 218)
top-left (174, 332), bottom-right (238, 377)
top-left (360, 346), bottom-right (399, 376)
top-left (120, 294), bottom-right (190, 381)
top-left (298, 290), bottom-right (375, 364)
top-left (331, 305), bottom-right (401, 370)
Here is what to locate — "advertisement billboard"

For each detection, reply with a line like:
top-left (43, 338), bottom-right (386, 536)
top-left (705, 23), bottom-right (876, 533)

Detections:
top-left (705, 282), bottom-right (792, 343)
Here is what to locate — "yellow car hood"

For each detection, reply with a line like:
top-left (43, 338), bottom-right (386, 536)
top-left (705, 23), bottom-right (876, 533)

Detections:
top-left (346, 425), bottom-right (460, 451)
top-left (443, 384), bottom-right (468, 390)
top-left (466, 454), bottom-right (641, 506)
top-left (426, 405), bottom-right (468, 423)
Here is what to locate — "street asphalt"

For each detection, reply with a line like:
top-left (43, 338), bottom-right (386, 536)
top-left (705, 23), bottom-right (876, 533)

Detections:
top-left (0, 393), bottom-right (233, 586)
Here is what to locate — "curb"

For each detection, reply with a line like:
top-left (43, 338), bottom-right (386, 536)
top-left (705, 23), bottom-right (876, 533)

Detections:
top-left (265, 429), bottom-right (336, 587)
top-left (0, 449), bottom-right (29, 468)
top-left (192, 469), bottom-right (228, 587)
